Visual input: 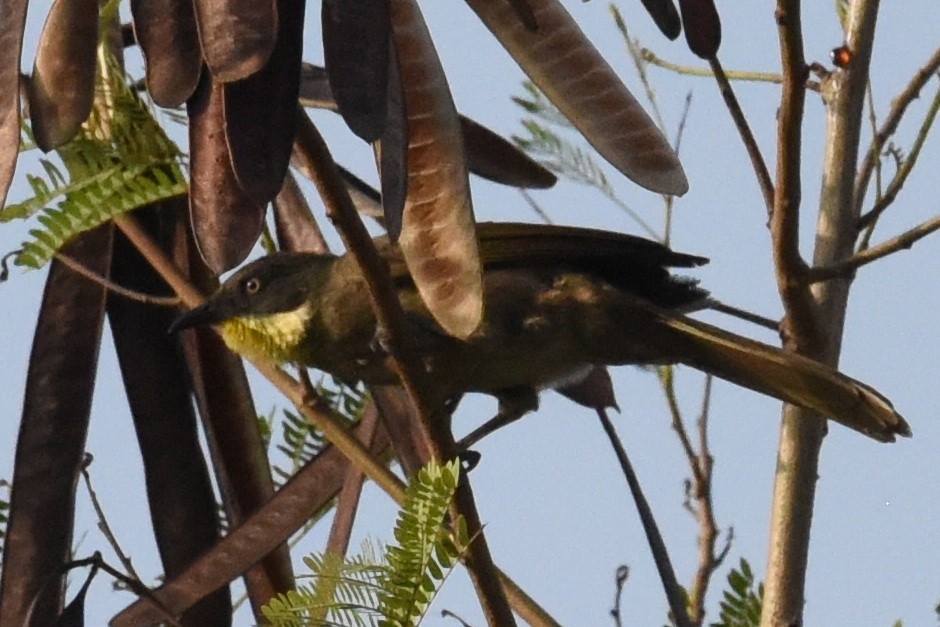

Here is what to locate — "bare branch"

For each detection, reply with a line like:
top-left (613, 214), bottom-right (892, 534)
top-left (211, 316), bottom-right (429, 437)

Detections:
top-left (771, 1), bottom-right (816, 351)
top-left (54, 250), bottom-right (180, 307)
top-left (709, 56), bottom-right (776, 214)
top-left (596, 406), bottom-right (692, 627)
top-left (809, 213), bottom-right (940, 282)
top-left (857, 81), bottom-right (940, 232)
top-left (854, 45), bottom-right (940, 217)
top-left (638, 48), bottom-right (821, 92)
top-left (763, 1), bottom-right (882, 625)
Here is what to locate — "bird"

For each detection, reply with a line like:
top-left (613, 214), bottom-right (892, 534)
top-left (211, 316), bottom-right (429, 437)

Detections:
top-left (170, 222), bottom-right (910, 443)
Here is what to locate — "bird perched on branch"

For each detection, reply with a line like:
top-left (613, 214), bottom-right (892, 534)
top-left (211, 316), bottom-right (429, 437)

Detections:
top-left (170, 222), bottom-right (910, 443)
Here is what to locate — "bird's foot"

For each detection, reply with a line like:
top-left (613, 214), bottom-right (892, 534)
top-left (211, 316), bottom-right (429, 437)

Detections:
top-left (457, 387), bottom-right (539, 451)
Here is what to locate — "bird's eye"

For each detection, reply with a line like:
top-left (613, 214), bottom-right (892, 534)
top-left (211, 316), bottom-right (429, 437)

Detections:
top-left (244, 277), bottom-right (262, 295)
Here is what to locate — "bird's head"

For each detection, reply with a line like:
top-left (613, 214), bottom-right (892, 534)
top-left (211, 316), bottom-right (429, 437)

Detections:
top-left (170, 252), bottom-right (338, 363)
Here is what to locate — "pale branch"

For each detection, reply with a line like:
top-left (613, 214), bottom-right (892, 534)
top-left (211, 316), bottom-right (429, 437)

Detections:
top-left (663, 92), bottom-right (694, 246)
top-left (857, 81), bottom-right (940, 234)
top-left (709, 56), bottom-right (776, 214)
top-left (808, 213), bottom-right (940, 282)
top-left (638, 48), bottom-right (821, 92)
top-left (771, 0), bottom-right (816, 350)
top-left (595, 407), bottom-right (692, 627)
top-left (763, 1), bottom-right (883, 626)
top-left (659, 371), bottom-right (728, 626)
top-left (854, 44), bottom-right (940, 218)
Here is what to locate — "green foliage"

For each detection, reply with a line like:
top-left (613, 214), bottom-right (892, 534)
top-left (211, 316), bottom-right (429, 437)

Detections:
top-left (378, 459), bottom-right (467, 627)
top-left (711, 559), bottom-right (763, 627)
top-left (1, 52), bottom-right (186, 268)
top-left (262, 548), bottom-right (387, 627)
top-left (269, 380), bottom-right (368, 487)
top-left (273, 409), bottom-right (329, 486)
top-left (512, 81), bottom-right (609, 192)
top-left (262, 459), bottom-right (467, 627)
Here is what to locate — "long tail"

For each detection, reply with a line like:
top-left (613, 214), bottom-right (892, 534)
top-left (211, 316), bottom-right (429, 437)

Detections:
top-left (660, 315), bottom-right (911, 443)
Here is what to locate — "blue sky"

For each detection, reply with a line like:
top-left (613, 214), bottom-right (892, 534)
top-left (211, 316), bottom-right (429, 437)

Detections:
top-left (2, 1), bottom-right (939, 625)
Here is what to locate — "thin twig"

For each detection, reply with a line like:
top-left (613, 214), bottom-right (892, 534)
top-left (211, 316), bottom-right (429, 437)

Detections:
top-left (610, 5), bottom-right (667, 133)
top-left (79, 455), bottom-right (142, 583)
top-left (326, 405), bottom-right (380, 557)
top-left (808, 213), bottom-right (940, 282)
top-left (596, 406), bottom-right (692, 627)
top-left (658, 367), bottom-right (699, 480)
top-left (707, 300), bottom-right (780, 332)
top-left (658, 372), bottom-right (728, 625)
top-left (518, 188), bottom-right (554, 225)
top-left (854, 45), bottom-right (940, 218)
top-left (686, 376), bottom-right (728, 625)
top-left (709, 57), bottom-right (775, 214)
top-left (71, 552), bottom-right (181, 626)
top-left (857, 81), bottom-right (940, 233)
top-left (609, 565), bottom-right (630, 627)
top-left (54, 251), bottom-right (180, 306)
top-left (663, 92), bottom-right (694, 246)
top-left (639, 48), bottom-right (821, 92)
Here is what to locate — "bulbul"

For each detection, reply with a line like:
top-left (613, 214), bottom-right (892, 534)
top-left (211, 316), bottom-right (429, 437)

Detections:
top-left (170, 222), bottom-right (910, 443)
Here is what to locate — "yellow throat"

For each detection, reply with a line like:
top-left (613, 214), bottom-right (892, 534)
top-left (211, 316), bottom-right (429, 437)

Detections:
top-left (219, 302), bottom-right (314, 364)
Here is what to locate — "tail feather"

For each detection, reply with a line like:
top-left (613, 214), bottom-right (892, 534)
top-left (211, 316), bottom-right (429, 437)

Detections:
top-left (662, 315), bottom-right (911, 443)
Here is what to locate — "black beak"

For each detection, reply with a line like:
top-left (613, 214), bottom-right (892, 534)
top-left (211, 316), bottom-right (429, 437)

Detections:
top-left (168, 302), bottom-right (220, 334)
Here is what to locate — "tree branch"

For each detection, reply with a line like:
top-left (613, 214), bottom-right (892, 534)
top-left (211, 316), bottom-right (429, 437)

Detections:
top-left (857, 81), bottom-right (940, 233)
top-left (638, 48), bottom-right (821, 92)
top-left (762, 2), bottom-right (882, 625)
top-left (771, 1), bottom-right (815, 351)
top-left (854, 45), bottom-right (940, 219)
top-left (709, 56), bottom-right (775, 214)
top-left (808, 213), bottom-right (940, 282)
top-left (596, 406), bottom-right (691, 627)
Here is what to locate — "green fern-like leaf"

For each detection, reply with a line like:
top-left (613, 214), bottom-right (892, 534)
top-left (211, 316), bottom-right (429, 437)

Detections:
top-left (710, 558), bottom-right (763, 627)
top-left (513, 119), bottom-right (615, 196)
top-left (378, 459), bottom-right (463, 627)
top-left (510, 80), bottom-right (572, 129)
top-left (2, 49), bottom-right (186, 268)
top-left (270, 380), bottom-right (367, 487)
top-left (261, 461), bottom-right (464, 627)
top-left (263, 550), bottom-right (387, 627)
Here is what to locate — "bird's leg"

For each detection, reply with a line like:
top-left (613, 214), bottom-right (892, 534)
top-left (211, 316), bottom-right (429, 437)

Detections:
top-left (457, 387), bottom-right (540, 451)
